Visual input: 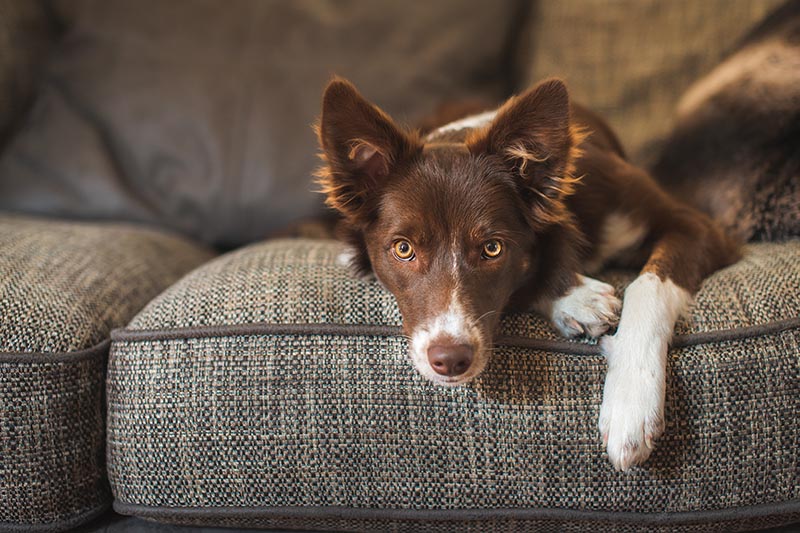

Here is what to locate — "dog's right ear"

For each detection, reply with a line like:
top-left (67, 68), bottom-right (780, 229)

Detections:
top-left (316, 78), bottom-right (421, 224)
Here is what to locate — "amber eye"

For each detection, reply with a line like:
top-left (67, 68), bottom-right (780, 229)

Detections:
top-left (393, 240), bottom-right (415, 261)
top-left (482, 239), bottom-right (503, 259)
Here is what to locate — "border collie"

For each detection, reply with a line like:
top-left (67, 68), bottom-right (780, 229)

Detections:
top-left (315, 77), bottom-right (739, 471)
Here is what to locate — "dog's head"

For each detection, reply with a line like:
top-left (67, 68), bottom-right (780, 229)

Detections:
top-left (316, 78), bottom-right (583, 385)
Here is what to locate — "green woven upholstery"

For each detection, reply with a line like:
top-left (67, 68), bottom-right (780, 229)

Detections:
top-left (0, 214), bottom-right (214, 532)
top-left (108, 239), bottom-right (800, 532)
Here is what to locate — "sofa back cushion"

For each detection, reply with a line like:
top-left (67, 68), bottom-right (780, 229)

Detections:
top-left (0, 0), bottom-right (518, 248)
top-left (0, 0), bottom-right (56, 149)
top-left (519, 0), bottom-right (784, 165)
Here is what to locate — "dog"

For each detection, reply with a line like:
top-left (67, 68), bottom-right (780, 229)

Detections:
top-left (315, 77), bottom-right (739, 471)
top-left (651, 0), bottom-right (800, 242)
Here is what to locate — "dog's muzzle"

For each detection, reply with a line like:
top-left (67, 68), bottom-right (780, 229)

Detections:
top-left (427, 343), bottom-right (475, 377)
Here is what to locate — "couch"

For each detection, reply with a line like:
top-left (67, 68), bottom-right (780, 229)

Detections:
top-left (0, 1), bottom-right (797, 532)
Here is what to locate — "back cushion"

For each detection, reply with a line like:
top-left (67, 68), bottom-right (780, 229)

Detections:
top-left (0, 0), bottom-right (518, 248)
top-left (519, 0), bottom-right (784, 165)
top-left (0, 0), bottom-right (55, 148)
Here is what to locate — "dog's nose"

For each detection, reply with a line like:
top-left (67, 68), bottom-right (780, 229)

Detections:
top-left (427, 344), bottom-right (474, 377)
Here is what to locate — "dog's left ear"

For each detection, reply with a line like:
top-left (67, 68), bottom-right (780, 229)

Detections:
top-left (467, 78), bottom-right (583, 224)
top-left (316, 78), bottom-right (421, 225)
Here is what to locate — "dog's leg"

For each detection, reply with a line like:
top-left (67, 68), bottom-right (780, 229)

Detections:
top-left (598, 267), bottom-right (689, 471)
top-left (598, 225), bottom-right (736, 471)
top-left (532, 274), bottom-right (621, 338)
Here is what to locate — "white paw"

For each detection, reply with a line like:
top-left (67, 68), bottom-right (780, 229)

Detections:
top-left (552, 276), bottom-right (621, 338)
top-left (598, 334), bottom-right (666, 471)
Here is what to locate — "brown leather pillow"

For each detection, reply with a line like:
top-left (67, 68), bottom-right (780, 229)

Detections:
top-left (0, 0), bottom-right (518, 248)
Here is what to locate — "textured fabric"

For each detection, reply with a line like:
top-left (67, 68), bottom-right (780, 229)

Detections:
top-left (651, 1), bottom-right (800, 243)
top-left (115, 502), bottom-right (800, 533)
top-left (0, 0), bottom-right (519, 248)
top-left (127, 239), bottom-right (800, 336)
top-left (0, 0), bottom-right (55, 149)
top-left (0, 213), bottom-right (214, 353)
top-left (519, 0), bottom-right (785, 165)
top-left (108, 239), bottom-right (800, 531)
top-left (0, 345), bottom-right (109, 532)
top-left (0, 214), bottom-right (214, 531)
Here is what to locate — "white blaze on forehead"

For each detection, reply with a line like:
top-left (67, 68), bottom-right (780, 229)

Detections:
top-left (427, 110), bottom-right (498, 139)
top-left (451, 241), bottom-right (460, 274)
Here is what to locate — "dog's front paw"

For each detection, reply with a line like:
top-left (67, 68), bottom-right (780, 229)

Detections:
top-left (552, 276), bottom-right (621, 338)
top-left (598, 335), bottom-right (666, 471)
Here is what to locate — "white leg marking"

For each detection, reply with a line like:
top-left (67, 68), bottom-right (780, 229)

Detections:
top-left (535, 275), bottom-right (621, 339)
top-left (410, 292), bottom-right (485, 386)
top-left (598, 273), bottom-right (692, 471)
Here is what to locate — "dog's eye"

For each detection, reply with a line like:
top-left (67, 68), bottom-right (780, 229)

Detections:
top-left (393, 240), bottom-right (415, 261)
top-left (482, 239), bottom-right (503, 259)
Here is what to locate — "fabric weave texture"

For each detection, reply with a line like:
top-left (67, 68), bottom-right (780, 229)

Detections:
top-left (521, 0), bottom-right (784, 165)
top-left (109, 239), bottom-right (800, 531)
top-left (0, 214), bottom-right (214, 530)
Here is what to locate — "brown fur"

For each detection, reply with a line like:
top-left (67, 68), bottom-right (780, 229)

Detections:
top-left (651, 0), bottom-right (800, 242)
top-left (315, 76), bottom-right (739, 371)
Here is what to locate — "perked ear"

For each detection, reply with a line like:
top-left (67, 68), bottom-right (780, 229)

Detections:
top-left (316, 78), bottom-right (421, 225)
top-left (467, 78), bottom-right (585, 225)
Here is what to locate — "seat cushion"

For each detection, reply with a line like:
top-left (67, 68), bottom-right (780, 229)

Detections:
top-left (0, 213), bottom-right (214, 532)
top-left (108, 239), bottom-right (799, 532)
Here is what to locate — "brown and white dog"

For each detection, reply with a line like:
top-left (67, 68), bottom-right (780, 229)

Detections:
top-left (315, 77), bottom-right (739, 471)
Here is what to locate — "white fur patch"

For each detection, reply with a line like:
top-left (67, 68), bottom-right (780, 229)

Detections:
top-left (336, 247), bottom-right (356, 268)
top-left (536, 275), bottom-right (621, 339)
top-left (585, 212), bottom-right (647, 273)
top-left (410, 292), bottom-right (485, 386)
top-left (598, 273), bottom-right (692, 471)
top-left (336, 246), bottom-right (375, 281)
top-left (430, 110), bottom-right (498, 137)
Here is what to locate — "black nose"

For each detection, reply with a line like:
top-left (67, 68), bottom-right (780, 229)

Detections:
top-left (427, 344), bottom-right (474, 377)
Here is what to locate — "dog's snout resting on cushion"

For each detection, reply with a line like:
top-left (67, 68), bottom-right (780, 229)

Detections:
top-left (315, 77), bottom-right (739, 470)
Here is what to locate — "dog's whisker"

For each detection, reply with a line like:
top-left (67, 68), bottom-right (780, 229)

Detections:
top-left (473, 309), bottom-right (498, 326)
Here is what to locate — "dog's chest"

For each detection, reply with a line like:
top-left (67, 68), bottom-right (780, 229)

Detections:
top-left (584, 212), bottom-right (648, 273)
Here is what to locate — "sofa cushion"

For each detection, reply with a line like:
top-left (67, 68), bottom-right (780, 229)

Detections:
top-left (650, 1), bottom-right (800, 244)
top-left (0, 0), bottom-right (56, 149)
top-left (0, 0), bottom-right (518, 248)
top-left (108, 239), bottom-right (799, 532)
top-left (519, 0), bottom-right (785, 165)
top-left (0, 213), bottom-right (214, 532)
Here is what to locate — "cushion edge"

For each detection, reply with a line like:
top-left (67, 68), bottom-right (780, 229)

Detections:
top-left (113, 499), bottom-right (800, 527)
top-left (109, 317), bottom-right (800, 355)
